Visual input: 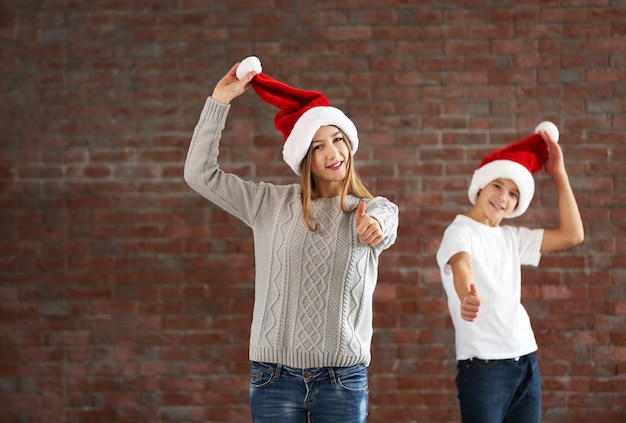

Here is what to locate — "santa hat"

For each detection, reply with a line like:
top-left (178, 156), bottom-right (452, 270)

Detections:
top-left (235, 56), bottom-right (359, 175)
top-left (467, 121), bottom-right (559, 218)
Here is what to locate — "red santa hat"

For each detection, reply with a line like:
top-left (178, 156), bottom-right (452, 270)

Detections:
top-left (468, 121), bottom-right (559, 218)
top-left (235, 56), bottom-right (359, 175)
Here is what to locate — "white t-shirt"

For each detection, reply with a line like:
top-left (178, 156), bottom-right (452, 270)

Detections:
top-left (436, 215), bottom-right (544, 361)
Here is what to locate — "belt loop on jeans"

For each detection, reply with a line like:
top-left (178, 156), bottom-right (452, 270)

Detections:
top-left (328, 367), bottom-right (337, 386)
top-left (273, 363), bottom-right (282, 381)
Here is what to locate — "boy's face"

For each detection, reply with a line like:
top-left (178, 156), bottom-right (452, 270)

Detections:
top-left (475, 178), bottom-right (520, 222)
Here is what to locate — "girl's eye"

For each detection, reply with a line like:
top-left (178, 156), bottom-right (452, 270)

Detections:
top-left (334, 137), bottom-right (344, 143)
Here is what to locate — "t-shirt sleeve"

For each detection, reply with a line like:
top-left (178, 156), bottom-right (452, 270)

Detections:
top-left (517, 227), bottom-right (544, 267)
top-left (436, 222), bottom-right (471, 270)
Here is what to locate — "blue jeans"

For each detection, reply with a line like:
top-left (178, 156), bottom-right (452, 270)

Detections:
top-left (249, 361), bottom-right (368, 423)
top-left (456, 352), bottom-right (541, 423)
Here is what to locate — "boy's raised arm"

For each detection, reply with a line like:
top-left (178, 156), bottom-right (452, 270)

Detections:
top-left (538, 132), bottom-right (584, 253)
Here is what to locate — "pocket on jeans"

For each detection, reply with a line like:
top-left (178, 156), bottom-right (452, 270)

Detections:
top-left (456, 359), bottom-right (498, 396)
top-left (336, 365), bottom-right (368, 393)
top-left (465, 359), bottom-right (499, 371)
top-left (249, 362), bottom-right (275, 389)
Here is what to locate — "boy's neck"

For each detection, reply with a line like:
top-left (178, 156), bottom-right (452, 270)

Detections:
top-left (465, 208), bottom-right (504, 227)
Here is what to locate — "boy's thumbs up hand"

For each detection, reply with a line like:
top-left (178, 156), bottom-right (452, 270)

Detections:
top-left (460, 283), bottom-right (481, 322)
top-left (356, 200), bottom-right (384, 247)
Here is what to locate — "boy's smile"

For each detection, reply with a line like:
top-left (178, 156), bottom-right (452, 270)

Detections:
top-left (468, 178), bottom-right (520, 226)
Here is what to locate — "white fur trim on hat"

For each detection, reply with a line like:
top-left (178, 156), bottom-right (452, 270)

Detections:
top-left (282, 106), bottom-right (359, 175)
top-left (467, 159), bottom-right (535, 219)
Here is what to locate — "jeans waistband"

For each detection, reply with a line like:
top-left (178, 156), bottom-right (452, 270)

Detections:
top-left (253, 361), bottom-right (345, 384)
top-left (458, 352), bottom-right (534, 364)
top-left (279, 363), bottom-right (338, 383)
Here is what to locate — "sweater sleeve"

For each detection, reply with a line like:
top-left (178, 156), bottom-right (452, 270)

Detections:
top-left (183, 96), bottom-right (268, 227)
top-left (365, 196), bottom-right (399, 252)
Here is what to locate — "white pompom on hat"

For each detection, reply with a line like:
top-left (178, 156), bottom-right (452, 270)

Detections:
top-left (235, 55), bottom-right (262, 79)
top-left (235, 56), bottom-right (359, 175)
top-left (468, 121), bottom-right (559, 219)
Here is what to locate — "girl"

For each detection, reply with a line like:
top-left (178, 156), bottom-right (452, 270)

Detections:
top-left (184, 57), bottom-right (398, 423)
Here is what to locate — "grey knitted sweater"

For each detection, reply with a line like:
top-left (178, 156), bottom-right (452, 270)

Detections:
top-left (184, 97), bottom-right (399, 368)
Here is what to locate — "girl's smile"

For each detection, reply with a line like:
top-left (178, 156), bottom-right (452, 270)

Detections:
top-left (326, 160), bottom-right (343, 171)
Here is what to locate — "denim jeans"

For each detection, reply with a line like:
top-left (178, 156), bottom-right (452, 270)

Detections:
top-left (249, 361), bottom-right (368, 423)
top-left (456, 352), bottom-right (541, 423)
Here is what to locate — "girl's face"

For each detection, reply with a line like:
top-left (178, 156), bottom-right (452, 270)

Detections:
top-left (473, 178), bottom-right (520, 225)
top-left (309, 125), bottom-right (350, 198)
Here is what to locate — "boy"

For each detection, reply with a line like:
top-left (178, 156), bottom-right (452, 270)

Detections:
top-left (436, 122), bottom-right (584, 423)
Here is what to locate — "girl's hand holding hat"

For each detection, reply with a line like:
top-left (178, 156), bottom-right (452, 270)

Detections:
top-left (212, 61), bottom-right (258, 105)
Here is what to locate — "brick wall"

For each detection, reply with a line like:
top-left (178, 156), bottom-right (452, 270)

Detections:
top-left (1, 1), bottom-right (625, 422)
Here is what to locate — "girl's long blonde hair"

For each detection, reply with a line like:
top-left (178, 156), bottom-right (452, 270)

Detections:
top-left (299, 130), bottom-right (373, 232)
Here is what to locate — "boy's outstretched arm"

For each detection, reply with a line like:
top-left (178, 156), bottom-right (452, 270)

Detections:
top-left (449, 252), bottom-right (481, 322)
top-left (538, 131), bottom-right (584, 253)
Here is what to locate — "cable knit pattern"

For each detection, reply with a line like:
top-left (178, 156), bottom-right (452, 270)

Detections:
top-left (184, 96), bottom-right (399, 368)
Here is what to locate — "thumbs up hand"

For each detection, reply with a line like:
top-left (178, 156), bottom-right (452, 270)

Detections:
top-left (356, 200), bottom-right (384, 247)
top-left (460, 283), bottom-right (481, 322)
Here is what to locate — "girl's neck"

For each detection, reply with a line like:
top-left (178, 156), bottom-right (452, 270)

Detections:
top-left (315, 181), bottom-right (343, 198)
